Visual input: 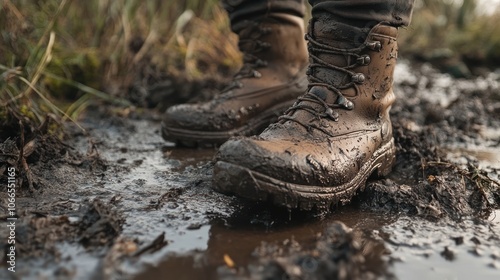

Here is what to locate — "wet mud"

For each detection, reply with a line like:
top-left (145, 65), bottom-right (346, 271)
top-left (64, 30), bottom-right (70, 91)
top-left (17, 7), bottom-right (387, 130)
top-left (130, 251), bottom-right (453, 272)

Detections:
top-left (0, 61), bottom-right (499, 279)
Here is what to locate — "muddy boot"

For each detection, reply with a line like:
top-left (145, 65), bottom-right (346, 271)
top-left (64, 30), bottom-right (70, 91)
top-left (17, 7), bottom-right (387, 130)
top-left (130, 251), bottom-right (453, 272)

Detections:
top-left (162, 13), bottom-right (308, 147)
top-left (213, 18), bottom-right (401, 210)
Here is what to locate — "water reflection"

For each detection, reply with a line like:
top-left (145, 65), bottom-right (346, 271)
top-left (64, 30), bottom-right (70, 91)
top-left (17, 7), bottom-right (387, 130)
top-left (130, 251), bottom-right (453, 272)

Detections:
top-left (136, 204), bottom-right (500, 280)
top-left (444, 146), bottom-right (500, 169)
top-left (386, 216), bottom-right (500, 279)
top-left (136, 205), bottom-right (395, 279)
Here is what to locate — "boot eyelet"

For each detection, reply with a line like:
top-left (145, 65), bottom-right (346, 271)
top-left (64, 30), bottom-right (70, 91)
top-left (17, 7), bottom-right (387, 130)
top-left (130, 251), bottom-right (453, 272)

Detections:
top-left (325, 108), bottom-right (339, 121)
top-left (357, 55), bottom-right (371, 65)
top-left (366, 41), bottom-right (382, 51)
top-left (352, 73), bottom-right (365, 84)
top-left (344, 100), bottom-right (354, 110)
top-left (336, 95), bottom-right (354, 110)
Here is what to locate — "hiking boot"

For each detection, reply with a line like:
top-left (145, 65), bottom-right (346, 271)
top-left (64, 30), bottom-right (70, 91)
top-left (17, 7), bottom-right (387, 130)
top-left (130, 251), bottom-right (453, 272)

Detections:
top-left (162, 13), bottom-right (308, 147)
top-left (213, 20), bottom-right (399, 210)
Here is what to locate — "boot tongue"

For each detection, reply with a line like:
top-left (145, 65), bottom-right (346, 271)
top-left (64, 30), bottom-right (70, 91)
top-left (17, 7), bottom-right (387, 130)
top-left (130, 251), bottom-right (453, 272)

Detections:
top-left (310, 20), bottom-right (369, 87)
top-left (312, 20), bottom-right (367, 49)
top-left (284, 85), bottom-right (339, 128)
top-left (282, 20), bottom-right (367, 127)
top-left (309, 86), bottom-right (338, 104)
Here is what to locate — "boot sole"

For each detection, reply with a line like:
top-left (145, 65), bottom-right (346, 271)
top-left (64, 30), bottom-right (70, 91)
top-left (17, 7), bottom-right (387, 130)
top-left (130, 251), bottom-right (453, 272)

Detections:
top-left (212, 138), bottom-right (396, 211)
top-left (161, 100), bottom-right (296, 148)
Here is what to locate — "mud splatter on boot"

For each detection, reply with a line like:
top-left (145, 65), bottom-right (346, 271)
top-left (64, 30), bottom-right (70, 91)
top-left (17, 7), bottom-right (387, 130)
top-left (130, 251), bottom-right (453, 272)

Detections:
top-left (213, 19), bottom-right (399, 210)
top-left (161, 13), bottom-right (308, 147)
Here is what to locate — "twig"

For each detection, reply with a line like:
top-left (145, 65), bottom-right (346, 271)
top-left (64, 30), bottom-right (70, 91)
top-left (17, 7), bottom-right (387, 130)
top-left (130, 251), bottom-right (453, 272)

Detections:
top-left (18, 120), bottom-right (35, 192)
top-left (133, 232), bottom-right (168, 257)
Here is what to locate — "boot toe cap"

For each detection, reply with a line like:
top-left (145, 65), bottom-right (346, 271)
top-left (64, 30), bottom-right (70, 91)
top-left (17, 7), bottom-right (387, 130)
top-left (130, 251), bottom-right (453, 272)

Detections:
top-left (162, 104), bottom-right (207, 130)
top-left (214, 136), bottom-right (348, 188)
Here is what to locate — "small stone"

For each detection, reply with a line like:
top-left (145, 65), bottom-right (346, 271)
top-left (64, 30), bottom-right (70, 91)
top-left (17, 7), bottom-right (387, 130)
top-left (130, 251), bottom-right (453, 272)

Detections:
top-left (452, 236), bottom-right (464, 245)
top-left (470, 236), bottom-right (481, 245)
top-left (440, 246), bottom-right (455, 261)
top-left (488, 262), bottom-right (499, 269)
top-left (187, 223), bottom-right (202, 230)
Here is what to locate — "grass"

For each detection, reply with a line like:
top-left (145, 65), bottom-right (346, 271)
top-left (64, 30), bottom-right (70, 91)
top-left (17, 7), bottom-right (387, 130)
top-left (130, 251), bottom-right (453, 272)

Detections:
top-left (0, 0), bottom-right (237, 139)
top-left (1, 0), bottom-right (499, 140)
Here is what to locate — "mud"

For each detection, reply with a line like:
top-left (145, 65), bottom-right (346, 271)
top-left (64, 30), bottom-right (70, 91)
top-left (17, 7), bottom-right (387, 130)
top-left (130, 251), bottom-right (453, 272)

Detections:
top-left (0, 61), bottom-right (499, 279)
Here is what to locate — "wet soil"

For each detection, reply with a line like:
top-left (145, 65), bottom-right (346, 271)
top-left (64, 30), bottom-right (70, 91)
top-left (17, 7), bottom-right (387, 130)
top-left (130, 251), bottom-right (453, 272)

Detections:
top-left (0, 61), bottom-right (499, 279)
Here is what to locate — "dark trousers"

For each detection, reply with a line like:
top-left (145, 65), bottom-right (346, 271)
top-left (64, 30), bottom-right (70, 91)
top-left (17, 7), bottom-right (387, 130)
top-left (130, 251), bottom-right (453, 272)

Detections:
top-left (222, 0), bottom-right (414, 28)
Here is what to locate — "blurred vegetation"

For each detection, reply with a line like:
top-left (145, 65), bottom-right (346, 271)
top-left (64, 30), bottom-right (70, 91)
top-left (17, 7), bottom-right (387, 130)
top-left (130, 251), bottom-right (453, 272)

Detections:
top-left (0, 0), bottom-right (499, 139)
top-left (0, 0), bottom-right (238, 139)
top-left (399, 0), bottom-right (500, 77)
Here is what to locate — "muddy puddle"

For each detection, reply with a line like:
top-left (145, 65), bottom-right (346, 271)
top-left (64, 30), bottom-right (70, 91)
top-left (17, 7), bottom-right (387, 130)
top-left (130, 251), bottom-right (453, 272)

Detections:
top-left (1, 61), bottom-right (499, 279)
top-left (137, 208), bottom-right (500, 280)
top-left (63, 116), bottom-right (500, 280)
top-left (445, 146), bottom-right (500, 169)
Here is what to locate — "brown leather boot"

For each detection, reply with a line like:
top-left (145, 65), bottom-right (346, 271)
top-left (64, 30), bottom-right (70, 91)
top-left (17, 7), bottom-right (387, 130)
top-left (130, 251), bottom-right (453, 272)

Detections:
top-left (162, 13), bottom-right (308, 147)
top-left (213, 20), bottom-right (399, 210)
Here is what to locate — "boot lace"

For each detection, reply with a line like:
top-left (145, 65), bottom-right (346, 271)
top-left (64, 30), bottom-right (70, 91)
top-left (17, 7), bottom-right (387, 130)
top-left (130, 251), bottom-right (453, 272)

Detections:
top-left (279, 33), bottom-right (377, 134)
top-left (222, 22), bottom-right (272, 92)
